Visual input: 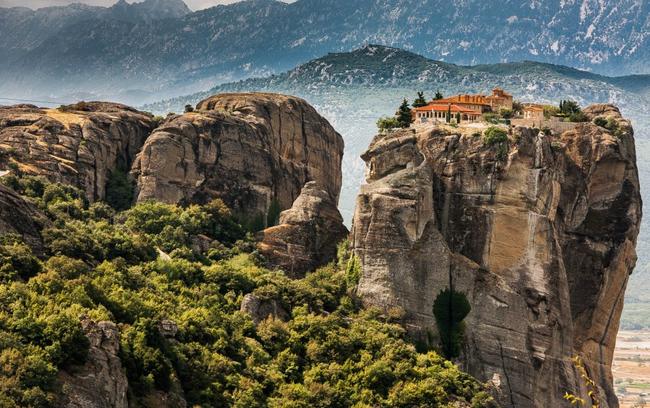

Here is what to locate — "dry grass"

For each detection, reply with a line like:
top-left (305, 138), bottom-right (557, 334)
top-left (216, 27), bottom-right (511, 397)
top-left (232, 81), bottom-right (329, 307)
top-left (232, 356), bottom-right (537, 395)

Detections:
top-left (45, 109), bottom-right (85, 127)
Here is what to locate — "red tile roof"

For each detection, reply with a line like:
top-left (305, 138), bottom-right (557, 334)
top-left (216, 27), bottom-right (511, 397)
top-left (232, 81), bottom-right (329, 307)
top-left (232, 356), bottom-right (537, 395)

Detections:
top-left (413, 103), bottom-right (482, 115)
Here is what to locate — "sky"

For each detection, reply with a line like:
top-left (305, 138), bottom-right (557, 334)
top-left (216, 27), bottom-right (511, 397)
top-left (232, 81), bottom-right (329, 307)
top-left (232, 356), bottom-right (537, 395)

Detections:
top-left (0, 0), bottom-right (247, 10)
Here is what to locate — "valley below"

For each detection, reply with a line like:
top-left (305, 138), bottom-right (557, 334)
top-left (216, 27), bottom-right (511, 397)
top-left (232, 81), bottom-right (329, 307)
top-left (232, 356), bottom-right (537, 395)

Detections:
top-left (614, 331), bottom-right (650, 408)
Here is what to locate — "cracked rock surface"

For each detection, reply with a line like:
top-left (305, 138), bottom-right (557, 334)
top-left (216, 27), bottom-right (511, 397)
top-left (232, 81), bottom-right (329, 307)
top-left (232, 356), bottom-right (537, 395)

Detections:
top-left (0, 103), bottom-right (155, 202)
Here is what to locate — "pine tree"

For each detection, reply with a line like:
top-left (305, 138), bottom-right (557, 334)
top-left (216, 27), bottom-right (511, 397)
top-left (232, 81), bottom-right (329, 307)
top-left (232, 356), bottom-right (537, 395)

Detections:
top-left (396, 99), bottom-right (412, 128)
top-left (413, 92), bottom-right (427, 107)
top-left (435, 90), bottom-right (444, 100)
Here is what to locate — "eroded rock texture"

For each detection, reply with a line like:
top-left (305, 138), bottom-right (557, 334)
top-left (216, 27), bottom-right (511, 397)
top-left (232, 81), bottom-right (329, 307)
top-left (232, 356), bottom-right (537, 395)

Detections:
top-left (0, 184), bottom-right (49, 254)
top-left (132, 93), bottom-right (344, 221)
top-left (57, 320), bottom-right (128, 408)
top-left (258, 181), bottom-right (349, 277)
top-left (351, 105), bottom-right (641, 408)
top-left (0, 103), bottom-right (154, 202)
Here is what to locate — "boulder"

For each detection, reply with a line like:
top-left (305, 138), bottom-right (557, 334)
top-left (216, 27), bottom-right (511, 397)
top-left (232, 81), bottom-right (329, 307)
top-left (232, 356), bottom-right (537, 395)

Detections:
top-left (257, 181), bottom-right (349, 277)
top-left (240, 293), bottom-right (289, 325)
top-left (131, 93), bottom-right (344, 221)
top-left (350, 104), bottom-right (641, 408)
top-left (0, 103), bottom-right (155, 202)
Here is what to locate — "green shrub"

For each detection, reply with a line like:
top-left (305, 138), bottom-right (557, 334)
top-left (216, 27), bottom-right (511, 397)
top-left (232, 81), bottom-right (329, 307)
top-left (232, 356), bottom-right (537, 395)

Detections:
top-left (568, 111), bottom-right (589, 122)
top-left (105, 169), bottom-right (134, 211)
top-left (543, 105), bottom-right (560, 119)
top-left (499, 108), bottom-right (514, 119)
top-left (267, 199), bottom-right (282, 227)
top-left (593, 117), bottom-right (608, 127)
top-left (0, 174), bottom-right (494, 408)
top-left (483, 127), bottom-right (508, 146)
top-left (377, 116), bottom-right (401, 132)
top-left (433, 288), bottom-right (471, 359)
top-left (482, 113), bottom-right (500, 124)
top-left (0, 240), bottom-right (41, 281)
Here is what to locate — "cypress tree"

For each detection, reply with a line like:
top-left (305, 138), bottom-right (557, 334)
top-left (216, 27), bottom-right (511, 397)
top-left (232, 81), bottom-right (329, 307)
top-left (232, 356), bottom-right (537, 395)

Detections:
top-left (396, 99), bottom-right (412, 128)
top-left (446, 105), bottom-right (451, 123)
top-left (413, 92), bottom-right (427, 108)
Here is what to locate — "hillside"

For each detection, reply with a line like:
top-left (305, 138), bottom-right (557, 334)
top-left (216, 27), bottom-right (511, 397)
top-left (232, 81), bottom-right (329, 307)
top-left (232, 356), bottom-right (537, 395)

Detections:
top-left (0, 94), bottom-right (498, 407)
top-left (0, 0), bottom-right (648, 102)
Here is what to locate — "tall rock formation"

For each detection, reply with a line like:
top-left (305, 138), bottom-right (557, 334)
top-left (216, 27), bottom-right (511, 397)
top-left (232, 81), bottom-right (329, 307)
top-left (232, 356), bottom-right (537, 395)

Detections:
top-left (132, 93), bottom-right (344, 222)
top-left (350, 105), bottom-right (641, 408)
top-left (0, 103), bottom-right (155, 202)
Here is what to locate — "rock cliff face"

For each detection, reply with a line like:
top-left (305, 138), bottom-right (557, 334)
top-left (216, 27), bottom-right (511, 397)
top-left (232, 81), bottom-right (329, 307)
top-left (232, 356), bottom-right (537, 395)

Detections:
top-left (57, 320), bottom-right (128, 408)
top-left (350, 105), bottom-right (641, 408)
top-left (132, 93), bottom-right (344, 221)
top-left (0, 103), bottom-right (154, 202)
top-left (258, 181), bottom-right (349, 277)
top-left (0, 184), bottom-right (49, 254)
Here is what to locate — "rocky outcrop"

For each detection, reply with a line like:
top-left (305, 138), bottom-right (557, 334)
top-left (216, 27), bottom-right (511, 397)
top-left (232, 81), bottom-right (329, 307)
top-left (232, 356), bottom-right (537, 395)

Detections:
top-left (257, 181), bottom-right (349, 277)
top-left (132, 93), bottom-right (344, 221)
top-left (240, 293), bottom-right (290, 325)
top-left (0, 183), bottom-right (49, 254)
top-left (350, 105), bottom-right (641, 408)
top-left (0, 103), bottom-right (155, 202)
top-left (57, 318), bottom-right (187, 408)
top-left (57, 319), bottom-right (128, 408)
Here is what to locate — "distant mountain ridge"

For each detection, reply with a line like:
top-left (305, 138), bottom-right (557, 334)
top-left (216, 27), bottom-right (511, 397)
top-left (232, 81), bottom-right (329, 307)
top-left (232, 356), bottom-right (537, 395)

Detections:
top-left (147, 45), bottom-right (650, 116)
top-left (0, 0), bottom-right (648, 103)
top-left (0, 0), bottom-right (190, 70)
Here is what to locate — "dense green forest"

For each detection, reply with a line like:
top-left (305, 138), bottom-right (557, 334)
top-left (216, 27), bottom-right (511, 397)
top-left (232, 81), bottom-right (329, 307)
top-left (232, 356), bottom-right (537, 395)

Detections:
top-left (0, 174), bottom-right (493, 407)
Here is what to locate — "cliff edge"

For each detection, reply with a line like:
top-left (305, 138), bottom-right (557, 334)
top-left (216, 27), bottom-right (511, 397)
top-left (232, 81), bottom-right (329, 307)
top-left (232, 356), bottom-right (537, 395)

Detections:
top-left (0, 103), bottom-right (155, 202)
top-left (351, 104), bottom-right (641, 407)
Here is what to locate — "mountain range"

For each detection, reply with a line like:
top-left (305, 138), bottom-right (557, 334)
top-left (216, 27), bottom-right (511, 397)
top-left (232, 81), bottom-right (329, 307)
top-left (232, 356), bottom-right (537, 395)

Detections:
top-left (144, 44), bottom-right (650, 328)
top-left (0, 0), bottom-right (648, 103)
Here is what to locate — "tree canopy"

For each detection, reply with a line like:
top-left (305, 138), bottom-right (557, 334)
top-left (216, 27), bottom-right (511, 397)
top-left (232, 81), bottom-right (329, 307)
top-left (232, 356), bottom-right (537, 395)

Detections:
top-left (0, 175), bottom-right (493, 408)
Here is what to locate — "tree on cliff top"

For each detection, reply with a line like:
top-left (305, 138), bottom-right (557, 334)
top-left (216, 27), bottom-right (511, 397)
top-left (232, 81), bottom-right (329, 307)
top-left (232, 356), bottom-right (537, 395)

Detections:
top-left (396, 98), bottom-right (412, 128)
top-left (412, 92), bottom-right (428, 107)
top-left (377, 116), bottom-right (400, 132)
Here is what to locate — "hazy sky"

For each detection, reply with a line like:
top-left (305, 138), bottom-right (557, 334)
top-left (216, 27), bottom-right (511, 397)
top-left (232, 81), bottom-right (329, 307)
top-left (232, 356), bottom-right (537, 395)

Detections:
top-left (0, 0), bottom-right (250, 10)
